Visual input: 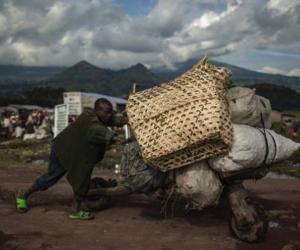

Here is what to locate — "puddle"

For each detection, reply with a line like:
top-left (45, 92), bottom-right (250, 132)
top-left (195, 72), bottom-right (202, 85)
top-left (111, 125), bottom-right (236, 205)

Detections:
top-left (263, 172), bottom-right (297, 179)
top-left (269, 221), bottom-right (280, 228)
top-left (31, 159), bottom-right (47, 165)
top-left (0, 231), bottom-right (12, 247)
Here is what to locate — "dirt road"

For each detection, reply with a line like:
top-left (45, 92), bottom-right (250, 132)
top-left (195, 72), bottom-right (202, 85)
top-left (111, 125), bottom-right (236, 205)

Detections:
top-left (0, 166), bottom-right (299, 250)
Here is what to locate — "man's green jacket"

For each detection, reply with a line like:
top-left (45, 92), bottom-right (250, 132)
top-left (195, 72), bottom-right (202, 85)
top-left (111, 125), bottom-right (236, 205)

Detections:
top-left (53, 108), bottom-right (115, 198)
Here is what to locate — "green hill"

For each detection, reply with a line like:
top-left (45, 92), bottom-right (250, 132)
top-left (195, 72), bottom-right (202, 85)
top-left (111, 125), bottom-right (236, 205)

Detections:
top-left (1, 60), bottom-right (300, 111)
top-left (41, 61), bottom-right (163, 97)
top-left (153, 59), bottom-right (300, 92)
top-left (0, 65), bottom-right (63, 83)
top-left (248, 83), bottom-right (300, 111)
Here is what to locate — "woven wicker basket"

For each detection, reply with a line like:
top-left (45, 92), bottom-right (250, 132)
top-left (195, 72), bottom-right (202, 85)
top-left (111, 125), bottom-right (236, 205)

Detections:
top-left (126, 57), bottom-right (234, 171)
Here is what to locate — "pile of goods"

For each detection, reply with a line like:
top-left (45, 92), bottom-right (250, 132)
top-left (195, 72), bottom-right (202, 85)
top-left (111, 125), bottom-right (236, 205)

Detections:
top-left (124, 57), bottom-right (300, 210)
top-left (127, 57), bottom-right (233, 171)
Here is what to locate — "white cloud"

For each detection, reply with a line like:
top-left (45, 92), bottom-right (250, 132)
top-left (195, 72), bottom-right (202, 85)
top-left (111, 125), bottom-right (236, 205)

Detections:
top-left (267, 0), bottom-right (299, 14)
top-left (0, 0), bottom-right (299, 74)
top-left (288, 68), bottom-right (300, 77)
top-left (145, 0), bottom-right (192, 35)
top-left (195, 11), bottom-right (222, 29)
top-left (259, 66), bottom-right (284, 75)
top-left (0, 14), bottom-right (8, 36)
top-left (259, 66), bottom-right (300, 77)
top-left (191, 3), bottom-right (239, 29)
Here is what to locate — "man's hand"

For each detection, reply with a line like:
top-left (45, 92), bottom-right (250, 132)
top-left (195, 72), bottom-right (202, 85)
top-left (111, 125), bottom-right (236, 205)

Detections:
top-left (110, 111), bottom-right (128, 127)
top-left (120, 111), bottom-right (128, 125)
top-left (111, 135), bottom-right (126, 144)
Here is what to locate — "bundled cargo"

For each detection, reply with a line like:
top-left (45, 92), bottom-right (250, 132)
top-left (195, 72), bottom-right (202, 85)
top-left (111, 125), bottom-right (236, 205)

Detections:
top-left (175, 161), bottom-right (223, 209)
top-left (227, 87), bottom-right (272, 128)
top-left (116, 124), bottom-right (300, 209)
top-left (126, 58), bottom-right (234, 171)
top-left (119, 141), bottom-right (169, 193)
top-left (209, 124), bottom-right (300, 172)
top-left (119, 141), bottom-right (223, 209)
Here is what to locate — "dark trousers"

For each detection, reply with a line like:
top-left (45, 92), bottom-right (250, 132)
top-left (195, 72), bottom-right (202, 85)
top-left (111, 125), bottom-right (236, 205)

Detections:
top-left (34, 146), bottom-right (85, 201)
top-left (35, 146), bottom-right (66, 191)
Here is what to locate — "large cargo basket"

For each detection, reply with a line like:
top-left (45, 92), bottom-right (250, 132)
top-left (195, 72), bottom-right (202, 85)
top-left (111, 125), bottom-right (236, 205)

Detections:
top-left (126, 58), bottom-right (234, 171)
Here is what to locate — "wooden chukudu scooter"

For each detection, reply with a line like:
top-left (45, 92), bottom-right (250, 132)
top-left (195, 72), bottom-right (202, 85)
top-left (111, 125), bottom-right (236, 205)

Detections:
top-left (87, 125), bottom-right (269, 243)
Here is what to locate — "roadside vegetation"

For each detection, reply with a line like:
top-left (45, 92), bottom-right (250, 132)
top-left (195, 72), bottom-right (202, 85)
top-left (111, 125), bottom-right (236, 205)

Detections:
top-left (0, 138), bottom-right (122, 170)
top-left (0, 132), bottom-right (299, 178)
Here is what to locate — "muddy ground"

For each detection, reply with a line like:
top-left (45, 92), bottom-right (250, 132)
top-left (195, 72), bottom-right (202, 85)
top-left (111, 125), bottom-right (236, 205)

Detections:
top-left (0, 166), bottom-right (299, 250)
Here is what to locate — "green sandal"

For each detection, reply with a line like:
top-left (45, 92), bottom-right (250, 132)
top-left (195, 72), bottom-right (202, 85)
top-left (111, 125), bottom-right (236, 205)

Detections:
top-left (68, 210), bottom-right (94, 220)
top-left (16, 198), bottom-right (28, 213)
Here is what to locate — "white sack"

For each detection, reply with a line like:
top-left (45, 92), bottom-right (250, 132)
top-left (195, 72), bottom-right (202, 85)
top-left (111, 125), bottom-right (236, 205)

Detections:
top-left (176, 162), bottom-right (223, 209)
top-left (227, 87), bottom-right (272, 129)
top-left (209, 124), bottom-right (300, 172)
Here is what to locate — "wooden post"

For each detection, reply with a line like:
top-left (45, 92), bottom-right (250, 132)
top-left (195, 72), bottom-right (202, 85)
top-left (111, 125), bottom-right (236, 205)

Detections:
top-left (132, 83), bottom-right (137, 94)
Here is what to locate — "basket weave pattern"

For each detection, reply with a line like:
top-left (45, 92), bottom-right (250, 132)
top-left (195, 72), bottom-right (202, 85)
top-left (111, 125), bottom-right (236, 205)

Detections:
top-left (126, 58), bottom-right (234, 171)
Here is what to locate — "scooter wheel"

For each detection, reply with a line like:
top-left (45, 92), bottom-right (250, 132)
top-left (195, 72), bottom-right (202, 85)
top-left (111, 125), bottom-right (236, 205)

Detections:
top-left (229, 203), bottom-right (268, 243)
top-left (84, 196), bottom-right (112, 211)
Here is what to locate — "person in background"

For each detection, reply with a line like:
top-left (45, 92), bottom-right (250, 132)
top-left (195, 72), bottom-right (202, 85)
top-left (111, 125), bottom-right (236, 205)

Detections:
top-left (25, 115), bottom-right (35, 134)
top-left (16, 98), bottom-right (128, 220)
top-left (292, 120), bottom-right (300, 139)
top-left (23, 115), bottom-right (36, 140)
top-left (2, 112), bottom-right (11, 139)
top-left (36, 110), bottom-right (45, 127)
top-left (13, 119), bottom-right (24, 138)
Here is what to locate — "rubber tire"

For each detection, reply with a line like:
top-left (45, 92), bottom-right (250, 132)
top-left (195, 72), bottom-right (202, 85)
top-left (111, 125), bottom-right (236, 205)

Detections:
top-left (84, 196), bottom-right (112, 211)
top-left (229, 203), bottom-right (268, 243)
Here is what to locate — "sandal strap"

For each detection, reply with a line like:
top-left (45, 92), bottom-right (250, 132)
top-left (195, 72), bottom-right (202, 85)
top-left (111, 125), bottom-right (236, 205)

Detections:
top-left (79, 211), bottom-right (90, 217)
top-left (16, 198), bottom-right (27, 209)
top-left (69, 210), bottom-right (93, 220)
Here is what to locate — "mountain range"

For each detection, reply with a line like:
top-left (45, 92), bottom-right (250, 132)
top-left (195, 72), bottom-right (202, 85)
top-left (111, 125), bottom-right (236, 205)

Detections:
top-left (0, 59), bottom-right (300, 97)
top-left (0, 65), bottom-right (63, 83)
top-left (0, 59), bottom-right (300, 110)
top-left (41, 60), bottom-right (163, 97)
top-left (0, 58), bottom-right (299, 97)
top-left (153, 58), bottom-right (300, 91)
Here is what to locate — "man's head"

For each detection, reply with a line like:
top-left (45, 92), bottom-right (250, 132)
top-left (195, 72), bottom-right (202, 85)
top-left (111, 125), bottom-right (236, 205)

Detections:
top-left (94, 98), bottom-right (113, 123)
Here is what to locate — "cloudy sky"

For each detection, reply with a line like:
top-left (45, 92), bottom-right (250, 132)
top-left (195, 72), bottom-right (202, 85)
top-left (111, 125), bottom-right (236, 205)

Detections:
top-left (0, 0), bottom-right (299, 76)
